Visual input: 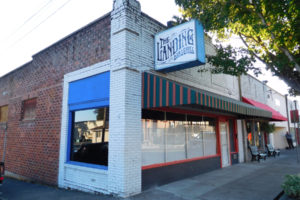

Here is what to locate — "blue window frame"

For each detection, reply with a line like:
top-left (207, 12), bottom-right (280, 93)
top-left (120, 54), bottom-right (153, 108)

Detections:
top-left (67, 72), bottom-right (110, 169)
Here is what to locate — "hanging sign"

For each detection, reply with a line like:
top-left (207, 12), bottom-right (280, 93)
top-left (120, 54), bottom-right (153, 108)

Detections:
top-left (154, 19), bottom-right (206, 72)
top-left (291, 110), bottom-right (299, 123)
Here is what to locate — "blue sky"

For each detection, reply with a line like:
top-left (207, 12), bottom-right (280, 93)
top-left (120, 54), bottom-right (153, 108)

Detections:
top-left (0, 0), bottom-right (298, 102)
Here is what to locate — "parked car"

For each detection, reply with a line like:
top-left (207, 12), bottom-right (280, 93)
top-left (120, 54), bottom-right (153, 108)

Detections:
top-left (0, 162), bottom-right (4, 184)
top-left (73, 142), bottom-right (108, 166)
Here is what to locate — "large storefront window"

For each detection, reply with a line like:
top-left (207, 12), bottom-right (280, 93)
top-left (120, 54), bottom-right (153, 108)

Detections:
top-left (246, 121), bottom-right (253, 146)
top-left (142, 120), bottom-right (165, 165)
top-left (186, 122), bottom-right (204, 158)
top-left (246, 121), bottom-right (264, 148)
top-left (165, 121), bottom-right (186, 162)
top-left (142, 110), bottom-right (217, 166)
top-left (70, 107), bottom-right (109, 166)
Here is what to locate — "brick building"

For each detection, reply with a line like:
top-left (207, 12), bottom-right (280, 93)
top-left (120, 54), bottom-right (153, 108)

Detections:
top-left (0, 13), bottom-right (110, 185)
top-left (0, 0), bottom-right (290, 197)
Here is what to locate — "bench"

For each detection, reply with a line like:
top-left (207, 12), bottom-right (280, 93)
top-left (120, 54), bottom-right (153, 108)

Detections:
top-left (249, 145), bottom-right (267, 162)
top-left (266, 144), bottom-right (280, 157)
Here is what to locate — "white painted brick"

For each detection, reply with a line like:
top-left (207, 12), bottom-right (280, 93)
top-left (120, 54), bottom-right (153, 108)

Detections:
top-left (108, 0), bottom-right (142, 197)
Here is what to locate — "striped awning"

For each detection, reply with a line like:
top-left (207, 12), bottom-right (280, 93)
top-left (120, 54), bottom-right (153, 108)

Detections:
top-left (142, 72), bottom-right (272, 118)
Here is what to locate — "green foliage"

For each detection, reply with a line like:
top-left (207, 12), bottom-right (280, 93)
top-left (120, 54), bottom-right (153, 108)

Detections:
top-left (175, 0), bottom-right (300, 95)
top-left (282, 174), bottom-right (300, 198)
top-left (260, 122), bottom-right (275, 133)
top-left (199, 45), bottom-right (260, 76)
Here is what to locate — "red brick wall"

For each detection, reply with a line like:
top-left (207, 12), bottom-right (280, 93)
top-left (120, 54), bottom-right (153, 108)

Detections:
top-left (0, 13), bottom-right (111, 185)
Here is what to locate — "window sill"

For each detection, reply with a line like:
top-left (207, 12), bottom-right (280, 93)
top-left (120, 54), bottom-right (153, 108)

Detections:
top-left (0, 122), bottom-right (7, 128)
top-left (21, 118), bottom-right (36, 122)
top-left (65, 161), bottom-right (108, 173)
top-left (19, 119), bottom-right (36, 126)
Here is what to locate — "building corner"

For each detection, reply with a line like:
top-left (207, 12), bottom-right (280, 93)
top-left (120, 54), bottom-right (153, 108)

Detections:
top-left (108, 0), bottom-right (142, 197)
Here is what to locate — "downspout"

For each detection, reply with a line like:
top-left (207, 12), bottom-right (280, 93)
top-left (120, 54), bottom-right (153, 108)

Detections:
top-left (2, 123), bottom-right (7, 163)
top-left (0, 123), bottom-right (7, 180)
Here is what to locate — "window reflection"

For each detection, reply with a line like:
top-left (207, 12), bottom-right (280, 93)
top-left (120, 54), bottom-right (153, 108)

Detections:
top-left (70, 107), bottom-right (109, 166)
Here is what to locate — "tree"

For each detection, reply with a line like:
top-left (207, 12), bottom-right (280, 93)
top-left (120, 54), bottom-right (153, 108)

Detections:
top-left (260, 122), bottom-right (275, 134)
top-left (175, 0), bottom-right (300, 95)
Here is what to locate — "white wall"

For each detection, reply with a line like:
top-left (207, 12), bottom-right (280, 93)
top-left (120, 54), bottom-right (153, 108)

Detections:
top-left (273, 127), bottom-right (289, 149)
top-left (266, 86), bottom-right (288, 128)
top-left (240, 74), bottom-right (266, 103)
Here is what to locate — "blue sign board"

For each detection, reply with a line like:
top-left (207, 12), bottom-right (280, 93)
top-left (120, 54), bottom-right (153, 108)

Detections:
top-left (155, 19), bottom-right (206, 72)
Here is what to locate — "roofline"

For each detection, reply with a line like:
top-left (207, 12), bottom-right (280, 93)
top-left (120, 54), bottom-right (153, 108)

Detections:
top-left (1, 11), bottom-right (167, 80)
top-left (0, 61), bottom-right (32, 79)
top-left (33, 12), bottom-right (111, 57)
top-left (141, 12), bottom-right (167, 28)
top-left (0, 12), bottom-right (111, 80)
top-left (244, 73), bottom-right (286, 97)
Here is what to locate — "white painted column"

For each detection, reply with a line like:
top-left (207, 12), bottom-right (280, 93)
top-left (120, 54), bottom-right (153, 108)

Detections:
top-left (237, 120), bottom-right (244, 163)
top-left (108, 0), bottom-right (142, 197)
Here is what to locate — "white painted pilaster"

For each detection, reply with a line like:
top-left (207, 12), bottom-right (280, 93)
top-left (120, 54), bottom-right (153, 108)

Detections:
top-left (237, 120), bottom-right (244, 163)
top-left (108, 0), bottom-right (142, 197)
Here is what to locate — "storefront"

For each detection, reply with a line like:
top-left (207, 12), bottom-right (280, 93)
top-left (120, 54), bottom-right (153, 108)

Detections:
top-left (140, 72), bottom-right (271, 188)
top-left (58, 63), bottom-right (273, 195)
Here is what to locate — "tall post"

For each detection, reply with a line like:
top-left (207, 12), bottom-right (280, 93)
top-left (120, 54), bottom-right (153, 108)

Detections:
top-left (293, 100), bottom-right (299, 163)
top-left (285, 94), bottom-right (291, 134)
top-left (294, 101), bottom-right (299, 145)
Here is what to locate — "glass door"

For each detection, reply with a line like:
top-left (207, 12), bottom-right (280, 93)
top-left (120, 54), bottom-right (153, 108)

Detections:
top-left (220, 122), bottom-right (230, 167)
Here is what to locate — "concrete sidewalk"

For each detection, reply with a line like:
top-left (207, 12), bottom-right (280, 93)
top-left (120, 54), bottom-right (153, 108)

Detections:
top-left (131, 149), bottom-right (299, 200)
top-left (1, 149), bottom-right (299, 200)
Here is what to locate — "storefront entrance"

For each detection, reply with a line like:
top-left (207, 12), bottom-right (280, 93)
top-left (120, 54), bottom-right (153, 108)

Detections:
top-left (220, 122), bottom-right (230, 167)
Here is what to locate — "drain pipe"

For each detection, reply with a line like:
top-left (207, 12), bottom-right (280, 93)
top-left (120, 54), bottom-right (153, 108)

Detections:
top-left (2, 123), bottom-right (7, 163)
top-left (0, 123), bottom-right (7, 182)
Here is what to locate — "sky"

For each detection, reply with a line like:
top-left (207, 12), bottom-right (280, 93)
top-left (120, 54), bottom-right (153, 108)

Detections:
top-left (0, 0), bottom-right (298, 103)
